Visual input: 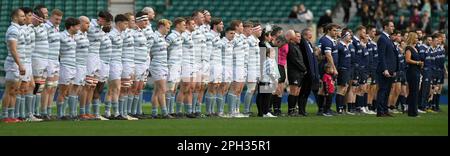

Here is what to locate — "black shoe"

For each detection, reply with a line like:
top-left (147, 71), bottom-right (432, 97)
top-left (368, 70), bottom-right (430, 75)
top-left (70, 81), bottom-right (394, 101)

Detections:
top-left (162, 114), bottom-right (175, 119)
top-left (115, 115), bottom-right (128, 120)
top-left (288, 112), bottom-right (298, 117)
top-left (316, 111), bottom-right (324, 116)
top-left (58, 116), bottom-right (71, 121)
top-left (41, 115), bottom-right (52, 121)
top-left (298, 112), bottom-right (308, 117)
top-left (33, 115), bottom-right (43, 119)
top-left (151, 114), bottom-right (160, 119)
top-left (185, 113), bottom-right (197, 118)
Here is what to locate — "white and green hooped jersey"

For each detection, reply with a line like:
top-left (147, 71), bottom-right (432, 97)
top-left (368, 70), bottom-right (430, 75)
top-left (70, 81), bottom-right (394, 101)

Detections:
top-left (59, 31), bottom-right (77, 69)
top-left (182, 31), bottom-right (195, 68)
top-left (99, 33), bottom-right (112, 63)
top-left (107, 28), bottom-right (122, 64)
top-left (87, 19), bottom-right (103, 56)
top-left (166, 30), bottom-right (183, 67)
top-left (44, 21), bottom-right (60, 61)
top-left (233, 34), bottom-right (248, 72)
top-left (23, 25), bottom-right (34, 64)
top-left (5, 22), bottom-right (25, 63)
top-left (192, 26), bottom-right (206, 68)
top-left (221, 37), bottom-right (233, 68)
top-left (246, 35), bottom-right (261, 79)
top-left (32, 23), bottom-right (49, 61)
top-left (133, 28), bottom-right (148, 65)
top-left (75, 31), bottom-right (89, 67)
top-left (149, 31), bottom-right (168, 70)
top-left (121, 28), bottom-right (134, 64)
top-left (209, 30), bottom-right (223, 67)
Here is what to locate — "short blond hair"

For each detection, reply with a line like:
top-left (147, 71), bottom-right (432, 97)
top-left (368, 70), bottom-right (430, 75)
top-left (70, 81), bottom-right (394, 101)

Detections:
top-left (158, 19), bottom-right (172, 27)
top-left (51, 9), bottom-right (63, 16)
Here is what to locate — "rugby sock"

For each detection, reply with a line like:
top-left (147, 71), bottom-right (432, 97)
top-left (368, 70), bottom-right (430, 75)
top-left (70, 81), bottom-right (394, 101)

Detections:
top-left (14, 95), bottom-right (22, 117)
top-left (31, 95), bottom-right (35, 115)
top-left (399, 95), bottom-right (407, 110)
top-left (235, 95), bottom-right (241, 113)
top-left (61, 97), bottom-right (67, 116)
top-left (138, 90), bottom-right (143, 114)
top-left (93, 99), bottom-right (100, 116)
top-left (131, 95), bottom-right (139, 115)
top-left (210, 93), bottom-right (217, 114)
top-left (34, 94), bottom-right (41, 115)
top-left (41, 106), bottom-right (47, 116)
top-left (166, 92), bottom-right (173, 114)
top-left (161, 106), bottom-right (168, 115)
top-left (217, 94), bottom-right (225, 113)
top-left (57, 102), bottom-right (64, 118)
top-left (356, 95), bottom-right (363, 109)
top-left (20, 95), bottom-right (26, 118)
top-left (79, 106), bottom-right (85, 115)
top-left (244, 91), bottom-right (253, 113)
top-left (68, 96), bottom-right (76, 117)
top-left (47, 106), bottom-right (52, 116)
top-left (227, 93), bottom-right (236, 114)
top-left (119, 97), bottom-right (125, 116)
top-left (176, 102), bottom-right (183, 113)
top-left (111, 101), bottom-right (119, 117)
top-left (127, 95), bottom-right (133, 114)
top-left (435, 94), bottom-right (441, 110)
top-left (196, 102), bottom-right (202, 113)
top-left (122, 96), bottom-right (128, 116)
top-left (8, 107), bottom-right (14, 118)
top-left (363, 93), bottom-right (368, 107)
top-left (336, 94), bottom-right (344, 111)
top-left (85, 102), bottom-right (91, 115)
top-left (137, 95), bottom-right (143, 115)
top-left (25, 94), bottom-right (34, 116)
top-left (184, 104), bottom-right (193, 114)
top-left (192, 93), bottom-right (198, 112)
top-left (170, 94), bottom-right (176, 113)
top-left (151, 106), bottom-right (158, 116)
top-left (2, 107), bottom-right (7, 119)
top-left (205, 92), bottom-right (212, 114)
top-left (104, 101), bottom-right (111, 115)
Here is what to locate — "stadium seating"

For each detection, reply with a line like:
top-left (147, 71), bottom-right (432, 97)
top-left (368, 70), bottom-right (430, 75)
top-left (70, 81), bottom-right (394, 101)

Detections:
top-left (0, 0), bottom-right (108, 79)
top-left (134, 0), bottom-right (338, 26)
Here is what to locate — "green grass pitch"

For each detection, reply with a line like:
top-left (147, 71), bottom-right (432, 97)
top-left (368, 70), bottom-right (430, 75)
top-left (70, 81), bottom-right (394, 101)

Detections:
top-left (0, 104), bottom-right (447, 136)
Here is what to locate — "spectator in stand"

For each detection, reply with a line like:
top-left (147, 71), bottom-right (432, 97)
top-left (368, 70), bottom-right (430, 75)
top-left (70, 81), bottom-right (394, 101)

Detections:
top-left (361, 4), bottom-right (373, 27)
top-left (288, 5), bottom-right (298, 23)
top-left (342, 0), bottom-right (351, 23)
top-left (421, 0), bottom-right (431, 16)
top-left (410, 8), bottom-right (421, 26)
top-left (297, 4), bottom-right (314, 23)
top-left (317, 9), bottom-right (333, 35)
top-left (432, 0), bottom-right (443, 12)
top-left (439, 16), bottom-right (446, 32)
top-left (396, 15), bottom-right (408, 31)
top-left (420, 12), bottom-right (432, 35)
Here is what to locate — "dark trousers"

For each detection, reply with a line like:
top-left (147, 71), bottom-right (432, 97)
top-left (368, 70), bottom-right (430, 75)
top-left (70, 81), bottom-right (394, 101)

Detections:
top-left (256, 82), bottom-right (272, 116)
top-left (376, 73), bottom-right (395, 115)
top-left (406, 69), bottom-right (420, 116)
top-left (298, 75), bottom-right (312, 115)
top-left (419, 70), bottom-right (431, 110)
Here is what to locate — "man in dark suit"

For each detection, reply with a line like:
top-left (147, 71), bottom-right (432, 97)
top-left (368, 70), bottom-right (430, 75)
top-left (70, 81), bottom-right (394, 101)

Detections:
top-left (376, 20), bottom-right (399, 117)
top-left (286, 30), bottom-right (307, 116)
top-left (297, 28), bottom-right (320, 116)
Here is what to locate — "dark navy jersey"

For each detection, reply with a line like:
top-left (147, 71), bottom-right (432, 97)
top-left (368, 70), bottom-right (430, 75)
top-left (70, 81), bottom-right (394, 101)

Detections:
top-left (318, 35), bottom-right (338, 66)
top-left (397, 52), bottom-right (407, 72)
top-left (436, 46), bottom-right (446, 70)
top-left (423, 47), bottom-right (434, 69)
top-left (417, 43), bottom-right (429, 62)
top-left (367, 40), bottom-right (378, 72)
top-left (337, 41), bottom-right (352, 69)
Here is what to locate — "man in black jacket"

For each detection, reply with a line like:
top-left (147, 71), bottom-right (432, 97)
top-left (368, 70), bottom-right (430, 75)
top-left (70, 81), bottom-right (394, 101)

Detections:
top-left (376, 20), bottom-right (399, 117)
top-left (297, 28), bottom-right (320, 116)
top-left (286, 30), bottom-right (307, 116)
